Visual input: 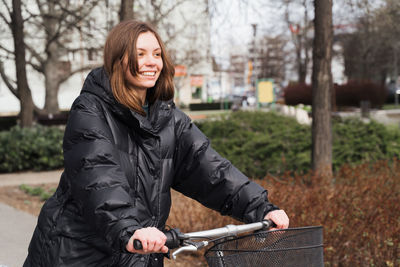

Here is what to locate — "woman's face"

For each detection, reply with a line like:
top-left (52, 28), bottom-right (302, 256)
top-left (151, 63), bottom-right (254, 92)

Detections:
top-left (124, 31), bottom-right (163, 90)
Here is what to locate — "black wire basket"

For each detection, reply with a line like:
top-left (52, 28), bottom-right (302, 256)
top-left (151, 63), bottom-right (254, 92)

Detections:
top-left (204, 226), bottom-right (323, 267)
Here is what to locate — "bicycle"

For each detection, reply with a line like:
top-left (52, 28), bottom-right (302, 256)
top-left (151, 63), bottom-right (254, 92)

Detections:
top-left (134, 220), bottom-right (324, 266)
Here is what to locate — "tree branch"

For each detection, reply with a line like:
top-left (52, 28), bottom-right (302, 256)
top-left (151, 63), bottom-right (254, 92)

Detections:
top-left (0, 43), bottom-right (13, 55)
top-left (45, 1), bottom-right (101, 53)
top-left (35, 0), bottom-right (45, 17)
top-left (25, 44), bottom-right (45, 69)
top-left (0, 61), bottom-right (19, 99)
top-left (162, 0), bottom-right (187, 19)
top-left (22, 4), bottom-right (41, 23)
top-left (0, 0), bottom-right (11, 17)
top-left (26, 58), bottom-right (43, 73)
top-left (60, 63), bottom-right (99, 84)
top-left (0, 0), bottom-right (11, 27)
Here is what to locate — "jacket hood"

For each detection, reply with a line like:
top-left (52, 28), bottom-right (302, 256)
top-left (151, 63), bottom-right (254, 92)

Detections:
top-left (81, 67), bottom-right (174, 134)
top-left (81, 67), bottom-right (116, 105)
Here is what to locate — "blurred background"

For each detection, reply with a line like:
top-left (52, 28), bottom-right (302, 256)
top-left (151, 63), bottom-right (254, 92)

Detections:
top-left (0, 1), bottom-right (399, 266)
top-left (1, 0), bottom-right (399, 123)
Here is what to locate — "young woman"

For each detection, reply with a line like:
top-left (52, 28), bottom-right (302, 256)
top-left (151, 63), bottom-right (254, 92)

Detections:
top-left (24, 20), bottom-right (289, 267)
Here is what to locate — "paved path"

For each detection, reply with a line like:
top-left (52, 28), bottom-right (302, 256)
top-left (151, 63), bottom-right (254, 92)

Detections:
top-left (0, 170), bottom-right (62, 267)
top-left (0, 170), bottom-right (62, 187)
top-left (0, 203), bottom-right (37, 267)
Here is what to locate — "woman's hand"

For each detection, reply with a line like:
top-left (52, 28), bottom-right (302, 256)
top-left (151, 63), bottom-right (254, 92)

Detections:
top-left (264, 209), bottom-right (289, 230)
top-left (126, 227), bottom-right (168, 254)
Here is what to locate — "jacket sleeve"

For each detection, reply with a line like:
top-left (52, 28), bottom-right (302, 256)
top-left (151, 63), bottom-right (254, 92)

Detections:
top-left (172, 112), bottom-right (279, 223)
top-left (63, 94), bottom-right (140, 252)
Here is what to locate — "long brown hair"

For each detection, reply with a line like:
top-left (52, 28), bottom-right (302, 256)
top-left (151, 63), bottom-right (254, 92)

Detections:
top-left (104, 20), bottom-right (175, 115)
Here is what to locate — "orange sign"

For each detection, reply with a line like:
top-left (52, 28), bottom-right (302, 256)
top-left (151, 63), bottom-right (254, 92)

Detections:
top-left (190, 75), bottom-right (203, 86)
top-left (174, 65), bottom-right (187, 77)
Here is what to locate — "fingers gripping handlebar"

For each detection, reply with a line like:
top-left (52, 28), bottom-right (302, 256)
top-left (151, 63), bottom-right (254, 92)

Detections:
top-left (133, 228), bottom-right (183, 250)
top-left (132, 220), bottom-right (276, 251)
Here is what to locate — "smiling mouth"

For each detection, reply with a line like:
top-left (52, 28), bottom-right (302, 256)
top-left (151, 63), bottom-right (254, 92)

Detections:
top-left (140, 71), bottom-right (156, 77)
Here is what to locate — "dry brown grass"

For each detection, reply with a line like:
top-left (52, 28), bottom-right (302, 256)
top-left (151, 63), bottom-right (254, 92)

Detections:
top-left (167, 160), bottom-right (400, 266)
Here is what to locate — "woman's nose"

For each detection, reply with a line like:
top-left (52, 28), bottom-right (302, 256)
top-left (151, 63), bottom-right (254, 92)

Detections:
top-left (144, 55), bottom-right (157, 65)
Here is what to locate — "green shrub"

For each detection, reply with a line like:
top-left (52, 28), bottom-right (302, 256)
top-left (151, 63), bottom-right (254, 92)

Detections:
top-left (2, 111), bottom-right (400, 177)
top-left (332, 117), bottom-right (400, 170)
top-left (197, 111), bottom-right (400, 178)
top-left (0, 125), bottom-right (64, 173)
top-left (197, 111), bottom-right (312, 178)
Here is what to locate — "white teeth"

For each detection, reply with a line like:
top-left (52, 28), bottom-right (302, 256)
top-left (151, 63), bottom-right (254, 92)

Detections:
top-left (141, 72), bottom-right (155, 76)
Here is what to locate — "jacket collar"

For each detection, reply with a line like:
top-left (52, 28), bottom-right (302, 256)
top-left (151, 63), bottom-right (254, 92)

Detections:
top-left (130, 99), bottom-right (174, 135)
top-left (81, 67), bottom-right (174, 135)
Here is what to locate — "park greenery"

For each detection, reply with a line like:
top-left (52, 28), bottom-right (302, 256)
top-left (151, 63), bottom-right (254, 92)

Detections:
top-left (0, 125), bottom-right (63, 172)
top-left (197, 111), bottom-right (400, 178)
top-left (1, 111), bottom-right (400, 175)
top-left (6, 111), bottom-right (399, 266)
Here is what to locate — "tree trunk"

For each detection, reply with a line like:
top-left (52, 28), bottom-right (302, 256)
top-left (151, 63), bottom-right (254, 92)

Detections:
top-left (43, 67), bottom-right (61, 114)
top-left (311, 0), bottom-right (333, 178)
top-left (296, 35), bottom-right (306, 83)
top-left (43, 46), bottom-right (61, 114)
top-left (11, 0), bottom-right (34, 127)
top-left (119, 0), bottom-right (134, 21)
top-left (298, 62), bottom-right (307, 83)
top-left (296, 33), bottom-right (310, 84)
top-left (42, 2), bottom-right (62, 115)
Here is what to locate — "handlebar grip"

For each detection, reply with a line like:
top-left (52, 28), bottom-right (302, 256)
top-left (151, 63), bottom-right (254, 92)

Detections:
top-left (132, 228), bottom-right (182, 250)
top-left (133, 239), bottom-right (143, 250)
top-left (264, 219), bottom-right (277, 229)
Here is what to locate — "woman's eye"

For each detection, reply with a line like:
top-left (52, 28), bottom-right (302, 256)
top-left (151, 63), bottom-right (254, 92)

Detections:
top-left (154, 53), bottom-right (161, 57)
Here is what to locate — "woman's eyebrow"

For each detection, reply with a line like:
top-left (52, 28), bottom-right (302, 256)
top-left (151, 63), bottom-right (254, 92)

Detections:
top-left (136, 47), bottom-right (161, 51)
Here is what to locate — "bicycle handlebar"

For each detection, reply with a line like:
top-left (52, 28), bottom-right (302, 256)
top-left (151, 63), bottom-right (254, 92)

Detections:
top-left (133, 219), bottom-right (276, 251)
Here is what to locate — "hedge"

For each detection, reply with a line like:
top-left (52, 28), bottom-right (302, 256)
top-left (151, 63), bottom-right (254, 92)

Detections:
top-left (284, 80), bottom-right (387, 108)
top-left (197, 111), bottom-right (400, 178)
top-left (197, 111), bottom-right (311, 178)
top-left (2, 111), bottom-right (400, 176)
top-left (0, 125), bottom-right (64, 173)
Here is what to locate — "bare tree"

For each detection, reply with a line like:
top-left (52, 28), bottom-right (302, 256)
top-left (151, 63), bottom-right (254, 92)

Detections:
top-left (258, 36), bottom-right (287, 85)
top-left (283, 0), bottom-right (314, 83)
top-left (312, 0), bottom-right (333, 178)
top-left (339, 0), bottom-right (400, 85)
top-left (0, 0), bottom-right (34, 127)
top-left (30, 0), bottom-right (103, 114)
top-left (0, 0), bottom-right (104, 116)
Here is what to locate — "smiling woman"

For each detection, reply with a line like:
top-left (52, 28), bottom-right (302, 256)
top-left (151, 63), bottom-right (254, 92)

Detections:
top-left (103, 20), bottom-right (175, 116)
top-left (23, 20), bottom-right (288, 267)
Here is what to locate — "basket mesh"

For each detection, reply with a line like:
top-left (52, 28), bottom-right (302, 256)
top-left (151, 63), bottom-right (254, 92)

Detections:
top-left (204, 226), bottom-right (323, 267)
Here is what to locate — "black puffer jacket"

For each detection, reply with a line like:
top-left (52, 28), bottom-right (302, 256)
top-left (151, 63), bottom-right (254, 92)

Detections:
top-left (24, 67), bottom-right (278, 267)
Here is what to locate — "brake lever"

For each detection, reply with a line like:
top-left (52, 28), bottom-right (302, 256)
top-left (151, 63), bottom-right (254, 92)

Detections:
top-left (171, 241), bottom-right (209, 260)
top-left (172, 245), bottom-right (196, 260)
